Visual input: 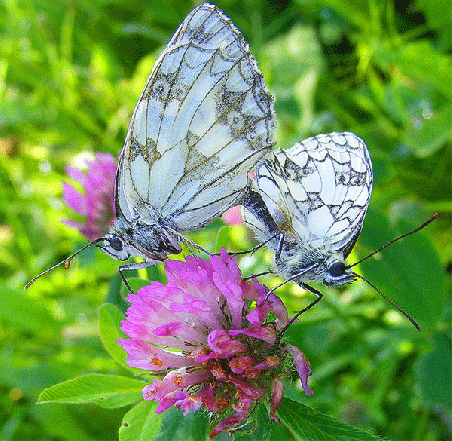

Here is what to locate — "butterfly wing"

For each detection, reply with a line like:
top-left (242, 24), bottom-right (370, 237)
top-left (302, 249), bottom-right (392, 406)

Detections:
top-left (242, 155), bottom-right (295, 250)
top-left (116, 3), bottom-right (276, 232)
top-left (244, 132), bottom-right (373, 256)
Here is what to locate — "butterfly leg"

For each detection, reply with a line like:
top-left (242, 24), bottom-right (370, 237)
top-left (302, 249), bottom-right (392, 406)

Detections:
top-left (119, 268), bottom-right (134, 294)
top-left (253, 262), bottom-right (322, 342)
top-left (259, 262), bottom-right (320, 306)
top-left (275, 283), bottom-right (323, 344)
top-left (165, 227), bottom-right (212, 256)
top-left (275, 232), bottom-right (285, 261)
top-left (119, 259), bottom-right (162, 294)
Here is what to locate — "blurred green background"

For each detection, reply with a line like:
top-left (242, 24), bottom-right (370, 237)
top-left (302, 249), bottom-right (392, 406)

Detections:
top-left (0, 0), bottom-right (450, 440)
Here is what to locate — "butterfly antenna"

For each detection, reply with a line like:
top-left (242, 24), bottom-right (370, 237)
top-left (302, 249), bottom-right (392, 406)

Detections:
top-left (348, 213), bottom-right (439, 269)
top-left (25, 238), bottom-right (106, 289)
top-left (353, 273), bottom-right (420, 331)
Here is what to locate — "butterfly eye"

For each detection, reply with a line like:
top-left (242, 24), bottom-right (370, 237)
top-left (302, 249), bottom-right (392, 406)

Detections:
top-left (328, 261), bottom-right (346, 277)
top-left (109, 237), bottom-right (124, 252)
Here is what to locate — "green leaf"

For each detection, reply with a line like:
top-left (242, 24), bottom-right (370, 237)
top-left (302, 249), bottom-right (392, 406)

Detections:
top-left (106, 271), bottom-right (130, 313)
top-left (232, 403), bottom-right (271, 440)
top-left (98, 303), bottom-right (148, 375)
top-left (119, 400), bottom-right (163, 441)
top-left (38, 374), bottom-right (145, 409)
top-left (277, 398), bottom-right (382, 440)
top-left (98, 303), bottom-right (128, 367)
top-left (358, 209), bottom-right (446, 330)
top-left (153, 407), bottom-right (209, 441)
top-left (415, 330), bottom-right (452, 408)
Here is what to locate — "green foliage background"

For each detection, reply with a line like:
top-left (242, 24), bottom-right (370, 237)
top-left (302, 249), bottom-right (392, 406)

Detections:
top-left (0, 0), bottom-right (450, 439)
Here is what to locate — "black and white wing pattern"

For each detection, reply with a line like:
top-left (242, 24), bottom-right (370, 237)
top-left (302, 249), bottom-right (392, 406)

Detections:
top-left (243, 132), bottom-right (372, 287)
top-left (102, 3), bottom-right (276, 264)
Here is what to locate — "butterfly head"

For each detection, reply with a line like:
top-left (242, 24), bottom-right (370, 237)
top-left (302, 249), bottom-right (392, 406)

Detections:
top-left (276, 245), bottom-right (355, 287)
top-left (100, 217), bottom-right (182, 262)
top-left (322, 258), bottom-right (355, 286)
top-left (101, 232), bottom-right (132, 261)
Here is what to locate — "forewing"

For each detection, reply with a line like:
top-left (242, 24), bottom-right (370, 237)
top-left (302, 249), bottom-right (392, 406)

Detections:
top-left (276, 132), bottom-right (373, 252)
top-left (117, 3), bottom-right (275, 231)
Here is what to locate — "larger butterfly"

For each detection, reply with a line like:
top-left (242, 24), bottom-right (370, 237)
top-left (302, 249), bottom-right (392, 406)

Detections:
top-left (26, 3), bottom-right (275, 289)
top-left (242, 132), bottom-right (373, 325)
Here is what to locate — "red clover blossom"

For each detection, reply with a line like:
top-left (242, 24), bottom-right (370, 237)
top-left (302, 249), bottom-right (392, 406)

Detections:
top-left (62, 152), bottom-right (116, 240)
top-left (118, 249), bottom-right (313, 438)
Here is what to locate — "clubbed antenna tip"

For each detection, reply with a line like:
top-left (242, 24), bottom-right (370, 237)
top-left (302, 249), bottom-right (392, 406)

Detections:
top-left (25, 238), bottom-right (105, 289)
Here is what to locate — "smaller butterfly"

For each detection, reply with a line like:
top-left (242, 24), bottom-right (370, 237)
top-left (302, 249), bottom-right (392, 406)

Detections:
top-left (242, 132), bottom-right (437, 333)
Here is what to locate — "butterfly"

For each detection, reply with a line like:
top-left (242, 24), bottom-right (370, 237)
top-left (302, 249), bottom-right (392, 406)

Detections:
top-left (242, 132), bottom-right (375, 325)
top-left (242, 132), bottom-right (439, 332)
top-left (26, 3), bottom-right (276, 289)
top-left (243, 131), bottom-right (373, 282)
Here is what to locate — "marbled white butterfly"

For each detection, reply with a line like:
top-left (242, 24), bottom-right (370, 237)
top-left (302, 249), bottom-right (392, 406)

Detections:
top-left (242, 132), bottom-right (435, 332)
top-left (26, 3), bottom-right (276, 289)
